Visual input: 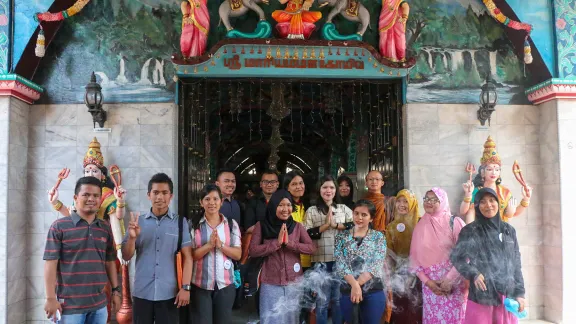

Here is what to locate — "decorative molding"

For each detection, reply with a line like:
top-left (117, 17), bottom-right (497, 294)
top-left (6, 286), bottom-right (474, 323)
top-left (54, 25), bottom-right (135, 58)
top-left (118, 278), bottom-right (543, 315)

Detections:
top-left (173, 39), bottom-right (414, 79)
top-left (525, 78), bottom-right (576, 105)
top-left (0, 74), bottom-right (44, 104)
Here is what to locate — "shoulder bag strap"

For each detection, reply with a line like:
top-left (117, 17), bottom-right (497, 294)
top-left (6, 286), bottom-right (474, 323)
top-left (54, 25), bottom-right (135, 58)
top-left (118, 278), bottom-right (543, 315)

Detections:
top-left (177, 215), bottom-right (183, 252)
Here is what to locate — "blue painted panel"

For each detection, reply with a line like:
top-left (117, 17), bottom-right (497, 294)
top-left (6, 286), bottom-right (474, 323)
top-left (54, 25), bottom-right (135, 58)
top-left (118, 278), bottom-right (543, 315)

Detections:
top-left (505, 0), bottom-right (556, 76)
top-left (0, 0), bottom-right (10, 74)
top-left (175, 45), bottom-right (410, 79)
top-left (14, 0), bottom-right (54, 68)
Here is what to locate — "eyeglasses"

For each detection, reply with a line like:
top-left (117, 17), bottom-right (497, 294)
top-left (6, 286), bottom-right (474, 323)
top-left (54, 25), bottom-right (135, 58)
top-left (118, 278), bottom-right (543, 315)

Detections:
top-left (261, 180), bottom-right (278, 185)
top-left (423, 197), bottom-right (440, 204)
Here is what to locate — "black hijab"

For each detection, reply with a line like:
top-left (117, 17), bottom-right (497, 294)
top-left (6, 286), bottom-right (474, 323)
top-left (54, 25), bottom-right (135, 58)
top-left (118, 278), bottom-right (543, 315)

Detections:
top-left (260, 189), bottom-right (297, 240)
top-left (474, 187), bottom-right (507, 292)
top-left (474, 187), bottom-right (503, 238)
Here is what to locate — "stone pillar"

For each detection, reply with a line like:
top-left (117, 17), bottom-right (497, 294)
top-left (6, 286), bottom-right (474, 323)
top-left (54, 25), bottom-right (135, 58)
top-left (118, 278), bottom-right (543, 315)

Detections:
top-left (0, 97), bottom-right (30, 324)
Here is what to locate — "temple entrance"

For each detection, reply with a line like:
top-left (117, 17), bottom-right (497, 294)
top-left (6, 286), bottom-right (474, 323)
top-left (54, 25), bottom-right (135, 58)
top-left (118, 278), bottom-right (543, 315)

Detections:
top-left (177, 77), bottom-right (404, 219)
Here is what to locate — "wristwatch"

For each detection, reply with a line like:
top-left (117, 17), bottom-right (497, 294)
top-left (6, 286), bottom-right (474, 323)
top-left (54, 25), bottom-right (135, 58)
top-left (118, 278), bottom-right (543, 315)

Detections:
top-left (182, 284), bottom-right (191, 291)
top-left (112, 286), bottom-right (121, 293)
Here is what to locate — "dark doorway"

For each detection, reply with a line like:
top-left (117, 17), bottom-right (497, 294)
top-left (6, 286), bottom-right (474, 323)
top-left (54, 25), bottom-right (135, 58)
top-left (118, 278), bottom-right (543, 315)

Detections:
top-left (177, 78), bottom-right (404, 220)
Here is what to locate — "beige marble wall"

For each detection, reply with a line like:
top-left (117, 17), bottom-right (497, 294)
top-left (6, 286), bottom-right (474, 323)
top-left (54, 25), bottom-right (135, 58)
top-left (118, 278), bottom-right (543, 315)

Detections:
top-left (555, 99), bottom-right (576, 324)
top-left (405, 103), bottom-right (544, 319)
top-left (0, 97), bottom-right (30, 324)
top-left (25, 103), bottom-right (178, 322)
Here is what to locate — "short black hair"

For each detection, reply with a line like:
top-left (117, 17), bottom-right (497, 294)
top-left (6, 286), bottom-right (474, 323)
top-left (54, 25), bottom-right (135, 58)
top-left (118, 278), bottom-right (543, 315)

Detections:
top-left (148, 173), bottom-right (174, 193)
top-left (75, 177), bottom-right (103, 195)
top-left (261, 169), bottom-right (279, 180)
top-left (282, 170), bottom-right (304, 189)
top-left (216, 169), bottom-right (235, 180)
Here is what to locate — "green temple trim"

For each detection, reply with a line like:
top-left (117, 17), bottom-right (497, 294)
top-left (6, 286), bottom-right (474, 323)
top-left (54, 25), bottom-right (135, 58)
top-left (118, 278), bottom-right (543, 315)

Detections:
top-left (525, 78), bottom-right (576, 95)
top-left (0, 74), bottom-right (44, 92)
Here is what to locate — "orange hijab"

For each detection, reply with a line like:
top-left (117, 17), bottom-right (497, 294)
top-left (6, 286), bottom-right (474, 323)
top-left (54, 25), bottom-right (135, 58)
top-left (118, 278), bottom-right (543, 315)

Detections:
top-left (364, 191), bottom-right (387, 231)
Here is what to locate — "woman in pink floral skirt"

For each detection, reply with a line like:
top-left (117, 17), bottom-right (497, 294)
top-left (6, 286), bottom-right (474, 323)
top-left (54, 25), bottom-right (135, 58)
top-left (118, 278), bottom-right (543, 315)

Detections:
top-left (409, 188), bottom-right (468, 323)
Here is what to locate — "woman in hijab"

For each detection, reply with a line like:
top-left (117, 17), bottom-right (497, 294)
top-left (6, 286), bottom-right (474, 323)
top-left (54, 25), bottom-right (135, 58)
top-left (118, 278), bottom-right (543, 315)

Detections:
top-left (450, 188), bottom-right (525, 324)
top-left (386, 189), bottom-right (422, 323)
top-left (409, 188), bottom-right (468, 324)
top-left (249, 189), bottom-right (316, 324)
top-left (337, 175), bottom-right (355, 210)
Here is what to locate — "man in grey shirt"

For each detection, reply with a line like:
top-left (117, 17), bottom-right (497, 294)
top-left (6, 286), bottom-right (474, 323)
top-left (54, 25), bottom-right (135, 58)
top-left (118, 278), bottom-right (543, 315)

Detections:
top-left (122, 173), bottom-right (193, 324)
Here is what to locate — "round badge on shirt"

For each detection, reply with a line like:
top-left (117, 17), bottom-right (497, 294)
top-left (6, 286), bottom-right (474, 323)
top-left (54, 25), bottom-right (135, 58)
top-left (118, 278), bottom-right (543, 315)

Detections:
top-left (396, 223), bottom-right (406, 233)
top-left (294, 263), bottom-right (301, 273)
top-left (224, 259), bottom-right (232, 270)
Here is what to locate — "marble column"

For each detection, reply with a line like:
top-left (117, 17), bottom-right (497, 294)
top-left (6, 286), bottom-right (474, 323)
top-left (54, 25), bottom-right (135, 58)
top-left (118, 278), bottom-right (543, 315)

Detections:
top-left (0, 97), bottom-right (30, 324)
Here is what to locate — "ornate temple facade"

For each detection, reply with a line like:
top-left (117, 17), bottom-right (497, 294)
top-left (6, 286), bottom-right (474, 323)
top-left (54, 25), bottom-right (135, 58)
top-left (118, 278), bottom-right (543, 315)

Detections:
top-left (0, 0), bottom-right (573, 323)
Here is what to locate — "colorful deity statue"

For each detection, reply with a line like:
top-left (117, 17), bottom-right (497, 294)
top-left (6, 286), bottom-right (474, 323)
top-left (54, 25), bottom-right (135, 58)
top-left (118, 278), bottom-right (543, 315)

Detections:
top-left (48, 137), bottom-right (128, 323)
top-left (272, 0), bottom-right (322, 39)
top-left (460, 136), bottom-right (533, 224)
top-left (180, 0), bottom-right (210, 58)
top-left (378, 0), bottom-right (409, 62)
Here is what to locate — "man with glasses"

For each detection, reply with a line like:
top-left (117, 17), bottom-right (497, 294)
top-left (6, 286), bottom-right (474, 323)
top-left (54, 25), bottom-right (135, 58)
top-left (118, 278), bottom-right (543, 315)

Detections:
top-left (242, 170), bottom-right (279, 313)
top-left (363, 170), bottom-right (388, 232)
top-left (244, 170), bottom-right (279, 233)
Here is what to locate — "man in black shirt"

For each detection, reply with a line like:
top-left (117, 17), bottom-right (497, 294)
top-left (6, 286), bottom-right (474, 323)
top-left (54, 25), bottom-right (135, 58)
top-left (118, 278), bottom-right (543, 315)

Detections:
top-left (244, 170), bottom-right (279, 233)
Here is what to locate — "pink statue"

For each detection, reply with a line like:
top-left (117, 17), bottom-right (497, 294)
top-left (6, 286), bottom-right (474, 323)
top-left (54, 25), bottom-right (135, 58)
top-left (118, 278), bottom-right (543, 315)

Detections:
top-left (180, 0), bottom-right (210, 58)
top-left (378, 0), bottom-right (409, 62)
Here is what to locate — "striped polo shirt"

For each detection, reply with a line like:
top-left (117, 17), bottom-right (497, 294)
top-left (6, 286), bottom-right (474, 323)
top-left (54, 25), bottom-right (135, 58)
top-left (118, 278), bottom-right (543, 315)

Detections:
top-left (43, 212), bottom-right (116, 315)
top-left (190, 215), bottom-right (241, 290)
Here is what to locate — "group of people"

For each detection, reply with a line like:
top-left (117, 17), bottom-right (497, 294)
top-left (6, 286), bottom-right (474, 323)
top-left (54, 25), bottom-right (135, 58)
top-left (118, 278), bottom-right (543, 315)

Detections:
top-left (42, 136), bottom-right (531, 324)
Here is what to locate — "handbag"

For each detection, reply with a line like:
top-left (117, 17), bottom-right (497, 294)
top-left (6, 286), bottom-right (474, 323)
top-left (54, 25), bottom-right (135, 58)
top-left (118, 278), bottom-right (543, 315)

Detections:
top-left (175, 215), bottom-right (184, 289)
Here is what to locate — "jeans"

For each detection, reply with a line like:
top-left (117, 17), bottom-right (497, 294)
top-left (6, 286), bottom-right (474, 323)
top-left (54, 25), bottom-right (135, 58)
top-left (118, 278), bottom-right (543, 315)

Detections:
top-left (58, 306), bottom-right (107, 324)
top-left (340, 290), bottom-right (386, 324)
top-left (313, 262), bottom-right (342, 324)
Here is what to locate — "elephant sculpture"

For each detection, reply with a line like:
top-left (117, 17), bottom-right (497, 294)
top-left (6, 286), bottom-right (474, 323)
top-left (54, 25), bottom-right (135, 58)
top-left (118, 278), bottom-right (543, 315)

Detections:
top-left (317, 0), bottom-right (370, 41)
top-left (219, 0), bottom-right (272, 38)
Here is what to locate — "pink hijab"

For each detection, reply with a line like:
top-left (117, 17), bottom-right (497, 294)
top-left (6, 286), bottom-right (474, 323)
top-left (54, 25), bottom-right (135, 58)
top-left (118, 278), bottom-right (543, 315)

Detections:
top-left (410, 187), bottom-right (464, 269)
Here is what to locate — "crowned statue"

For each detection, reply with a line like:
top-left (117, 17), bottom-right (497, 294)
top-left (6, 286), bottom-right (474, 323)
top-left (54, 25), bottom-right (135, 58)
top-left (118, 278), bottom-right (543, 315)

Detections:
top-left (48, 138), bottom-right (129, 323)
top-left (378, 0), bottom-right (409, 62)
top-left (460, 136), bottom-right (533, 224)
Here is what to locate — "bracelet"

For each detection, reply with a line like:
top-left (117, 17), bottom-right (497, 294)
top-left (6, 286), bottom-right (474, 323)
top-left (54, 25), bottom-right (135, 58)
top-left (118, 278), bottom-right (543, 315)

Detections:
top-left (520, 200), bottom-right (529, 207)
top-left (52, 200), bottom-right (63, 211)
top-left (116, 244), bottom-right (122, 250)
top-left (463, 196), bottom-right (472, 203)
top-left (117, 202), bottom-right (126, 209)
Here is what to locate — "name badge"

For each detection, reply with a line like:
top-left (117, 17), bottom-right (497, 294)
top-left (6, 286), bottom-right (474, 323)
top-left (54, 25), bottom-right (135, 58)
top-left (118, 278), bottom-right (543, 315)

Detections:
top-left (396, 223), bottom-right (406, 233)
top-left (294, 263), bottom-right (301, 273)
top-left (224, 259), bottom-right (232, 270)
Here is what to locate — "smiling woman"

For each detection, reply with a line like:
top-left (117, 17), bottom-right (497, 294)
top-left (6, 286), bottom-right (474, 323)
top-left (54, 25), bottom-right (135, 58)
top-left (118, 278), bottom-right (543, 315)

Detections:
top-left (189, 184), bottom-right (242, 324)
top-left (451, 188), bottom-right (526, 324)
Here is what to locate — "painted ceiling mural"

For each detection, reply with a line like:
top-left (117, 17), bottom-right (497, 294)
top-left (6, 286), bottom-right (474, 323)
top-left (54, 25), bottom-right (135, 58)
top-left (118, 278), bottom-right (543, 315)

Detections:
top-left (21, 0), bottom-right (550, 104)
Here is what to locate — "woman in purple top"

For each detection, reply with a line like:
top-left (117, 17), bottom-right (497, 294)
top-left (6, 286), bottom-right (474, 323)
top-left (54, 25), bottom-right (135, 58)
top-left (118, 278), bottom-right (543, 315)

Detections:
top-left (249, 189), bottom-right (316, 324)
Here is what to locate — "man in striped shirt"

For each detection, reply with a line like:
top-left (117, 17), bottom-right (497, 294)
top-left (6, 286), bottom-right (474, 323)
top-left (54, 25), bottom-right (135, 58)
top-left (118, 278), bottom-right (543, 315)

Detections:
top-left (43, 177), bottom-right (120, 323)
